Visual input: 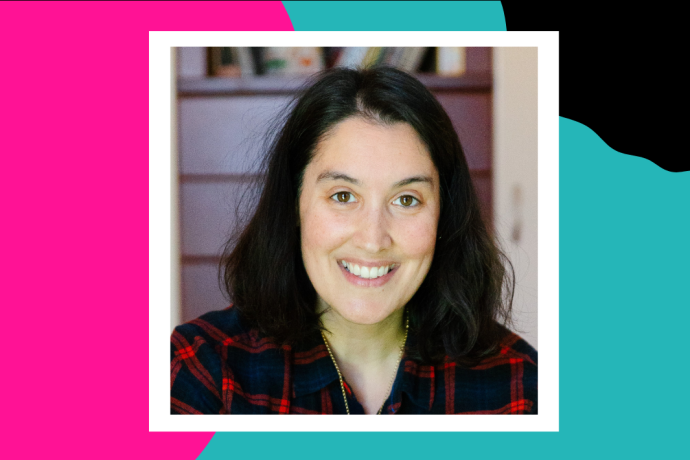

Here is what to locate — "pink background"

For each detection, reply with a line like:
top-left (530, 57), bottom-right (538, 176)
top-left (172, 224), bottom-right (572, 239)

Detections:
top-left (1, 2), bottom-right (293, 458)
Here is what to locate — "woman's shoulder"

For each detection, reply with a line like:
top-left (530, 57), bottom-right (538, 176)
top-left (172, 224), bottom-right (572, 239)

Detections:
top-left (468, 325), bottom-right (537, 377)
top-left (172, 304), bottom-right (246, 343)
top-left (491, 325), bottom-right (538, 366)
top-left (170, 305), bottom-right (287, 414)
top-left (171, 304), bottom-right (281, 354)
top-left (454, 326), bottom-right (538, 414)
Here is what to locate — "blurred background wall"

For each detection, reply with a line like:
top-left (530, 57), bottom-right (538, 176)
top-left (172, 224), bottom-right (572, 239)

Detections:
top-left (170, 47), bottom-right (538, 349)
top-left (493, 47), bottom-right (538, 348)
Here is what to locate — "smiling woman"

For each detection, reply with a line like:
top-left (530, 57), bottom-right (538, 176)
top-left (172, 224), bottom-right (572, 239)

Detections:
top-left (170, 67), bottom-right (537, 415)
top-left (300, 119), bottom-right (440, 327)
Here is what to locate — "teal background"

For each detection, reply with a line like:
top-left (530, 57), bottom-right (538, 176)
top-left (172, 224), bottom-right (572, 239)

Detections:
top-left (283, 1), bottom-right (506, 31)
top-left (199, 2), bottom-right (690, 458)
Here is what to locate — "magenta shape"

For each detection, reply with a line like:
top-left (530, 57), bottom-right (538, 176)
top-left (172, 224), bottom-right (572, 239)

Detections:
top-left (0, 1), bottom-right (292, 459)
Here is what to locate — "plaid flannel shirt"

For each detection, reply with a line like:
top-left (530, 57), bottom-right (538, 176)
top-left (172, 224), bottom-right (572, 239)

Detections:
top-left (171, 305), bottom-right (537, 414)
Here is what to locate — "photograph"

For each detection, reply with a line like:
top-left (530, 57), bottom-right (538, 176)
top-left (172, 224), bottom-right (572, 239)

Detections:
top-left (170, 46), bottom-right (539, 416)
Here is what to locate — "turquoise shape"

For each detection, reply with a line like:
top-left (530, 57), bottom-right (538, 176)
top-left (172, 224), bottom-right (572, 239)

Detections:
top-left (557, 116), bottom-right (689, 457)
top-left (283, 1), bottom-right (506, 31)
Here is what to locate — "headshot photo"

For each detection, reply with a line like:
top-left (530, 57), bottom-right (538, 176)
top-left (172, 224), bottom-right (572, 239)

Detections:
top-left (169, 46), bottom-right (538, 415)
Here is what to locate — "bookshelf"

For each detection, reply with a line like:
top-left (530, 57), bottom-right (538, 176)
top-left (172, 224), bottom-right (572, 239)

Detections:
top-left (175, 47), bottom-right (494, 324)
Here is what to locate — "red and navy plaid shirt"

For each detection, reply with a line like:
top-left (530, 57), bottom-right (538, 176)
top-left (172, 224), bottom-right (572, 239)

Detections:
top-left (171, 305), bottom-right (537, 414)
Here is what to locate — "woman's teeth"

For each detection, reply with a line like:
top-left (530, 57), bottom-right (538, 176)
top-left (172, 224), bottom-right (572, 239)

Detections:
top-left (341, 261), bottom-right (394, 279)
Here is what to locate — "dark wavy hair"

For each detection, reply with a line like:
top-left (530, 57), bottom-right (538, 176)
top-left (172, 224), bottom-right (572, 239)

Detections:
top-left (221, 67), bottom-right (513, 366)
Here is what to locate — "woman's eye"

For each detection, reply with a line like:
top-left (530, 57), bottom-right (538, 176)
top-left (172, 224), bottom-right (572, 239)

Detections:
top-left (331, 191), bottom-right (355, 203)
top-left (393, 195), bottom-right (419, 207)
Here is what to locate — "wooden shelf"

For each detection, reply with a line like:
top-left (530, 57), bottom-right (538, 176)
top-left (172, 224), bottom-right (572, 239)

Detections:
top-left (177, 72), bottom-right (491, 97)
top-left (415, 73), bottom-right (492, 91)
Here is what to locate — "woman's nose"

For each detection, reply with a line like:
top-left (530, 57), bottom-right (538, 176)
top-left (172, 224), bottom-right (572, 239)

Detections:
top-left (352, 205), bottom-right (393, 253)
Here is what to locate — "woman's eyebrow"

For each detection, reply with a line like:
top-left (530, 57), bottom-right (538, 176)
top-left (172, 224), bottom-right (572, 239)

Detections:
top-left (394, 175), bottom-right (434, 188)
top-left (316, 171), bottom-right (360, 185)
top-left (316, 171), bottom-right (434, 188)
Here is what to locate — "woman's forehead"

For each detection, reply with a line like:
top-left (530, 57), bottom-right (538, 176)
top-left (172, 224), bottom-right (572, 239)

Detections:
top-left (308, 118), bottom-right (438, 185)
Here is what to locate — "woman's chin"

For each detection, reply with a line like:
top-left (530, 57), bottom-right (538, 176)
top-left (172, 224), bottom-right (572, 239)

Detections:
top-left (328, 301), bottom-right (402, 327)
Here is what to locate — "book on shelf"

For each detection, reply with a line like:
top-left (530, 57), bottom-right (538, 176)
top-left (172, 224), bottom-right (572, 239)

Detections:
top-left (436, 47), bottom-right (466, 76)
top-left (236, 48), bottom-right (255, 76)
top-left (208, 47), bottom-right (259, 77)
top-left (382, 47), bottom-right (405, 67)
top-left (360, 47), bottom-right (385, 68)
top-left (262, 47), bottom-right (324, 76)
top-left (333, 47), bottom-right (429, 73)
top-left (334, 47), bottom-right (370, 68)
top-left (397, 48), bottom-right (427, 73)
top-left (324, 47), bottom-right (344, 68)
top-left (250, 48), bottom-right (265, 75)
top-left (208, 47), bottom-right (242, 77)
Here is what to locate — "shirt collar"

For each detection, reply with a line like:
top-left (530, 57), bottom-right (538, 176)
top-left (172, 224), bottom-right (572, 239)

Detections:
top-left (394, 356), bottom-right (436, 412)
top-left (389, 332), bottom-right (437, 413)
top-left (291, 330), bottom-right (340, 398)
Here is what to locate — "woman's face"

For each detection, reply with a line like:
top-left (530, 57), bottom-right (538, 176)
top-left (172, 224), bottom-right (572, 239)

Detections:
top-left (299, 117), bottom-right (441, 325)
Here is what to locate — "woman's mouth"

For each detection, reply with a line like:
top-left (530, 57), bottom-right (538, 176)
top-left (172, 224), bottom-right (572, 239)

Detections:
top-left (337, 260), bottom-right (399, 286)
top-left (340, 260), bottom-right (394, 279)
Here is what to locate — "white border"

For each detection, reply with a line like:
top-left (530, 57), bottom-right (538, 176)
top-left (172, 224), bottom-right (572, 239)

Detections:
top-left (150, 31), bottom-right (559, 432)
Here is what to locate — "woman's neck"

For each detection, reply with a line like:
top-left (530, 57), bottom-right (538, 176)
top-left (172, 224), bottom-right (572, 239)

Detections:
top-left (319, 305), bottom-right (406, 365)
top-left (318, 302), bottom-right (407, 414)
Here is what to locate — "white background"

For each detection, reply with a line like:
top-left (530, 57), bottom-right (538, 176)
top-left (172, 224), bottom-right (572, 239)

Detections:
top-left (150, 31), bottom-right (558, 432)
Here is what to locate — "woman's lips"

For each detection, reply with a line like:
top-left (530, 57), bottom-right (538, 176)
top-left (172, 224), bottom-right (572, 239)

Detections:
top-left (338, 261), bottom-right (399, 287)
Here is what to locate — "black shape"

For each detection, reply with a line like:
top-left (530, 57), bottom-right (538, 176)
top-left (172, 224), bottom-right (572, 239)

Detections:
top-left (502, 1), bottom-right (689, 172)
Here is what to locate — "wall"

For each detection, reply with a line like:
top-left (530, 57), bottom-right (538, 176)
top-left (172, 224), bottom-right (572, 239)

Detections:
top-left (493, 47), bottom-right (539, 349)
top-left (171, 49), bottom-right (181, 331)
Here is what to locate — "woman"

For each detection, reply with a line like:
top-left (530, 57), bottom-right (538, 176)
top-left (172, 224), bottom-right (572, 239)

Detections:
top-left (171, 67), bottom-right (537, 414)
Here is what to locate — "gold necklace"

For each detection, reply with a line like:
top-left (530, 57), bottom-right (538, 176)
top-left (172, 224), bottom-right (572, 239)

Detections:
top-left (320, 315), bottom-right (409, 415)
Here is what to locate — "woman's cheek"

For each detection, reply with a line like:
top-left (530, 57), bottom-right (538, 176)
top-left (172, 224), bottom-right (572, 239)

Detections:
top-left (396, 216), bottom-right (438, 256)
top-left (302, 204), bottom-right (352, 250)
